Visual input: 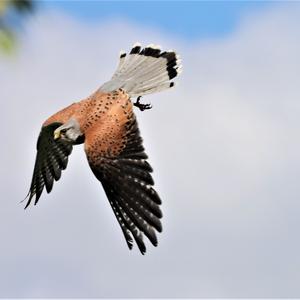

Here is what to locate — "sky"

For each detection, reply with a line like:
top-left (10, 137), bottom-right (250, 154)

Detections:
top-left (41, 1), bottom-right (274, 40)
top-left (1, 0), bottom-right (300, 298)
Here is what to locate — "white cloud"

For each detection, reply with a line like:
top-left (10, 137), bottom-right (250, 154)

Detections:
top-left (1, 5), bottom-right (300, 297)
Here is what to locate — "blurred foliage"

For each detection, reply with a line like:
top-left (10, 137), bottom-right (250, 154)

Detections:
top-left (11, 0), bottom-right (34, 12)
top-left (0, 0), bottom-right (34, 54)
top-left (0, 28), bottom-right (15, 53)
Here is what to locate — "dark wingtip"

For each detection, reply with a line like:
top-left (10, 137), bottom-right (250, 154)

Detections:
top-left (34, 194), bottom-right (41, 206)
top-left (22, 191), bottom-right (40, 209)
top-left (126, 237), bottom-right (134, 250)
top-left (24, 197), bottom-right (32, 210)
top-left (156, 221), bottom-right (163, 233)
top-left (20, 193), bottom-right (29, 203)
top-left (21, 192), bottom-right (31, 209)
top-left (136, 239), bottom-right (147, 255)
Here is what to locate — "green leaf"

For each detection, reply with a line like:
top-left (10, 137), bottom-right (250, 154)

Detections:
top-left (0, 1), bottom-right (8, 16)
top-left (0, 28), bottom-right (15, 54)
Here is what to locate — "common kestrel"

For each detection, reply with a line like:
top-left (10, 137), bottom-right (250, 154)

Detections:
top-left (25, 43), bottom-right (182, 254)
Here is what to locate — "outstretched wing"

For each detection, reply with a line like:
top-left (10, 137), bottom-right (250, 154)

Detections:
top-left (85, 113), bottom-right (162, 254)
top-left (25, 122), bottom-right (73, 208)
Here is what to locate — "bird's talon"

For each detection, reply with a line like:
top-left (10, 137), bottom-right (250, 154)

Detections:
top-left (134, 96), bottom-right (152, 111)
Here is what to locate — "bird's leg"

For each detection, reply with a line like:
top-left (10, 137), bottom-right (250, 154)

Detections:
top-left (133, 96), bottom-right (152, 111)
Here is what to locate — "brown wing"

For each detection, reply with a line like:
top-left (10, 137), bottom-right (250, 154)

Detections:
top-left (24, 122), bottom-right (73, 208)
top-left (84, 111), bottom-right (162, 254)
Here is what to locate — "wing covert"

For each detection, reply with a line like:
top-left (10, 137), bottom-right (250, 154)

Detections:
top-left (25, 122), bottom-right (73, 208)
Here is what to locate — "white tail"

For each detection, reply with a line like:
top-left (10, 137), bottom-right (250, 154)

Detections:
top-left (99, 43), bottom-right (182, 97)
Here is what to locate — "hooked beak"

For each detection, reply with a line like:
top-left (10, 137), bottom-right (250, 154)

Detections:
top-left (54, 130), bottom-right (61, 140)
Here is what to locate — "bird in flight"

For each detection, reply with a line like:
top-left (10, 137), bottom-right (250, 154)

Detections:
top-left (25, 43), bottom-right (182, 254)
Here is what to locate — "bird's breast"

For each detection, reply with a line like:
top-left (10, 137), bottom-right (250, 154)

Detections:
top-left (81, 89), bottom-right (134, 157)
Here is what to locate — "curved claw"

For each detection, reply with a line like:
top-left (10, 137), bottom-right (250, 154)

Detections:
top-left (134, 96), bottom-right (152, 111)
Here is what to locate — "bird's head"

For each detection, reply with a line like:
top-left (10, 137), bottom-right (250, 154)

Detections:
top-left (54, 118), bottom-right (83, 144)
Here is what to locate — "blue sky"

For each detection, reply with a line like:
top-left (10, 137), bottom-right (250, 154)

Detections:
top-left (41, 1), bottom-right (275, 40)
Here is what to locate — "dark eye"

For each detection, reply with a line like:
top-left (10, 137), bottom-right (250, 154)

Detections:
top-left (61, 128), bottom-right (67, 134)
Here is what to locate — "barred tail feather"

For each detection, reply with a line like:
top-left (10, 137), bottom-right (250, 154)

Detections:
top-left (100, 42), bottom-right (182, 97)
